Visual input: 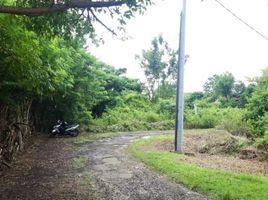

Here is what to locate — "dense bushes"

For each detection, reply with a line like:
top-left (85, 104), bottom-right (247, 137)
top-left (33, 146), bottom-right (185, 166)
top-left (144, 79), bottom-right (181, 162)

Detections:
top-left (0, 14), bottom-right (145, 163)
top-left (90, 68), bottom-right (268, 154)
top-left (184, 108), bottom-right (220, 129)
top-left (216, 108), bottom-right (251, 137)
top-left (184, 107), bottom-right (251, 137)
top-left (90, 91), bottom-right (175, 132)
top-left (245, 69), bottom-right (268, 137)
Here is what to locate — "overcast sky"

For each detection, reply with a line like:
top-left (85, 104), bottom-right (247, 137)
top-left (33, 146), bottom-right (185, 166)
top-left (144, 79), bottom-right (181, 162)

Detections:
top-left (87, 0), bottom-right (268, 92)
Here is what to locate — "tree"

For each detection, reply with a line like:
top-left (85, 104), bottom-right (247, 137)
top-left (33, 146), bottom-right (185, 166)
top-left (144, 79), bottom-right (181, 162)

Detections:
top-left (213, 72), bottom-right (235, 99)
top-left (136, 35), bottom-right (177, 100)
top-left (232, 81), bottom-right (254, 108)
top-left (0, 0), bottom-right (153, 39)
top-left (245, 68), bottom-right (268, 137)
top-left (0, 1), bottom-right (154, 164)
top-left (203, 72), bottom-right (254, 108)
top-left (91, 65), bottom-right (142, 117)
top-left (184, 92), bottom-right (204, 109)
top-left (203, 72), bottom-right (235, 100)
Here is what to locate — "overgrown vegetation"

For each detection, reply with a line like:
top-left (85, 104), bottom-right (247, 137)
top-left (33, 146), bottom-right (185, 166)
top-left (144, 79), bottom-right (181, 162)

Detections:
top-left (0, 4), bottom-right (148, 164)
top-left (1, 4), bottom-right (267, 168)
top-left (89, 35), bottom-right (268, 152)
top-left (129, 136), bottom-right (268, 200)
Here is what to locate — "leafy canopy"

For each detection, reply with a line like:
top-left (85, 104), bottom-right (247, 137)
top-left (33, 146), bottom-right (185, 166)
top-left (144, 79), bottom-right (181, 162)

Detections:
top-left (0, 0), bottom-right (153, 40)
top-left (136, 35), bottom-right (177, 100)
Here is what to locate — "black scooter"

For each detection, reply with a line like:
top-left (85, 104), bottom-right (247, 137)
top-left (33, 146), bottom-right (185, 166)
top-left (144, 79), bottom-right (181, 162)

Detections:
top-left (51, 121), bottom-right (80, 137)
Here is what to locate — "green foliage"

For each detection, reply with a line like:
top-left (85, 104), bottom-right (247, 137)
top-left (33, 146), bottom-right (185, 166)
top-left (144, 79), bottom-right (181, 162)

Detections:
top-left (0, 0), bottom-right (153, 40)
top-left (90, 91), bottom-right (175, 132)
top-left (0, 13), bottom-right (146, 133)
top-left (136, 35), bottom-right (177, 100)
top-left (129, 136), bottom-right (268, 200)
top-left (245, 68), bottom-right (268, 137)
top-left (255, 131), bottom-right (268, 151)
top-left (184, 92), bottom-right (204, 109)
top-left (1, 11), bottom-right (267, 154)
top-left (154, 83), bottom-right (176, 100)
top-left (184, 100), bottom-right (251, 136)
top-left (202, 72), bottom-right (252, 108)
top-left (185, 107), bottom-right (221, 129)
top-left (213, 72), bottom-right (235, 98)
top-left (217, 108), bottom-right (251, 137)
top-left (0, 15), bottom-right (48, 98)
top-left (203, 73), bottom-right (234, 99)
top-left (156, 98), bottom-right (176, 118)
top-left (91, 69), bottom-right (142, 117)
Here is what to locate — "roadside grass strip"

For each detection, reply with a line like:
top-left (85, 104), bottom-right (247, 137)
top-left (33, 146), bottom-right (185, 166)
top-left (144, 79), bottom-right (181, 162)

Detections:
top-left (128, 136), bottom-right (268, 200)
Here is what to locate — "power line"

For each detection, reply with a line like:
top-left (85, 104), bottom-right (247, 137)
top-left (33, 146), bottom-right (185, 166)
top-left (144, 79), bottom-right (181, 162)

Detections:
top-left (214, 0), bottom-right (268, 41)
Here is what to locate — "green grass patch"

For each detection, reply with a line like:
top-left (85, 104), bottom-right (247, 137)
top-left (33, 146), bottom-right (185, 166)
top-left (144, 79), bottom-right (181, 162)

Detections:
top-left (70, 156), bottom-right (88, 169)
top-left (129, 136), bottom-right (268, 200)
top-left (79, 171), bottom-right (91, 186)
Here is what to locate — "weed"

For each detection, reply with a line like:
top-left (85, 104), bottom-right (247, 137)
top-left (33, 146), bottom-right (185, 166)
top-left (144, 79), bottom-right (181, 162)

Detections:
top-left (70, 157), bottom-right (88, 169)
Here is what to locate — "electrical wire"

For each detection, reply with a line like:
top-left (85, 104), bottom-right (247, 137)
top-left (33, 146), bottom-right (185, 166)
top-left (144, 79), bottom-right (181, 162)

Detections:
top-left (214, 0), bottom-right (268, 41)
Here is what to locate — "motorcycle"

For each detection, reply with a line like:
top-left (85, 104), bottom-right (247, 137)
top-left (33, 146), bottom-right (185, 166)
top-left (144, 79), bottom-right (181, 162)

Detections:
top-left (51, 121), bottom-right (80, 137)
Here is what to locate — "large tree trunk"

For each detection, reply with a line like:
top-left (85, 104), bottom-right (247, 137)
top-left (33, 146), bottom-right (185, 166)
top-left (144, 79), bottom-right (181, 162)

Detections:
top-left (0, 100), bottom-right (33, 169)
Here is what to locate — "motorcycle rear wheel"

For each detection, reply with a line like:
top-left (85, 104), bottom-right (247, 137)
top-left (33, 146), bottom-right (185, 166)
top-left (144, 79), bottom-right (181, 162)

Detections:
top-left (71, 130), bottom-right (79, 137)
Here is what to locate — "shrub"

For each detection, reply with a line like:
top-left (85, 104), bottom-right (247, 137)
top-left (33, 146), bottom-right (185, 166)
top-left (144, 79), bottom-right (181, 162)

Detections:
top-left (245, 68), bottom-right (268, 137)
top-left (255, 131), bottom-right (268, 151)
top-left (144, 112), bottom-right (161, 123)
top-left (184, 107), bottom-right (220, 129)
top-left (89, 120), bottom-right (174, 133)
top-left (156, 98), bottom-right (176, 118)
top-left (217, 108), bottom-right (251, 137)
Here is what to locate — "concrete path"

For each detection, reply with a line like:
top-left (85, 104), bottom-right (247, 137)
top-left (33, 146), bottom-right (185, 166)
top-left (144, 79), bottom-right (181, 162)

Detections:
top-left (84, 131), bottom-right (209, 200)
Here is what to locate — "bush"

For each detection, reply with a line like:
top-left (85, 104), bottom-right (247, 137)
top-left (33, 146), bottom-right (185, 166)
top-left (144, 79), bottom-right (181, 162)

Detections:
top-left (255, 131), bottom-right (268, 151)
top-left (90, 95), bottom-right (172, 132)
top-left (217, 108), bottom-right (251, 137)
top-left (184, 107), bottom-right (220, 129)
top-left (245, 68), bottom-right (268, 137)
top-left (156, 98), bottom-right (176, 118)
top-left (89, 120), bottom-right (174, 133)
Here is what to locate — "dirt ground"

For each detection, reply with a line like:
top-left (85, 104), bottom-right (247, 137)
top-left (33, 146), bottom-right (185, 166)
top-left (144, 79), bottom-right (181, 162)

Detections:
top-left (1, 130), bottom-right (266, 200)
top-left (151, 131), bottom-right (268, 177)
top-left (0, 131), bottom-right (209, 200)
top-left (0, 134), bottom-right (96, 200)
top-left (0, 132), bottom-right (208, 200)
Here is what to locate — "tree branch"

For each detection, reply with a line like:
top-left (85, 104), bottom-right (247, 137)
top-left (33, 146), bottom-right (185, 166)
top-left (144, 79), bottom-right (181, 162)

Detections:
top-left (0, 1), bottom-right (126, 16)
top-left (89, 8), bottom-right (117, 36)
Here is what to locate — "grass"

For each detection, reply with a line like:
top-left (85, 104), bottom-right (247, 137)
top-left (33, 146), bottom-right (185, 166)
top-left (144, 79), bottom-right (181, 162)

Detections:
top-left (128, 135), bottom-right (268, 200)
top-left (70, 156), bottom-right (88, 169)
top-left (78, 171), bottom-right (91, 186)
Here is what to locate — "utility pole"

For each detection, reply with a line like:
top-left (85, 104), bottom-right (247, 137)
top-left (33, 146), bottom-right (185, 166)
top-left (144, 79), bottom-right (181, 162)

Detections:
top-left (175, 0), bottom-right (186, 152)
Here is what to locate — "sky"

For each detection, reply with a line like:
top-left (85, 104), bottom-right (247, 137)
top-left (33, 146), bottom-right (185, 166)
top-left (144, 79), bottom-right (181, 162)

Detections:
top-left (87, 0), bottom-right (268, 92)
